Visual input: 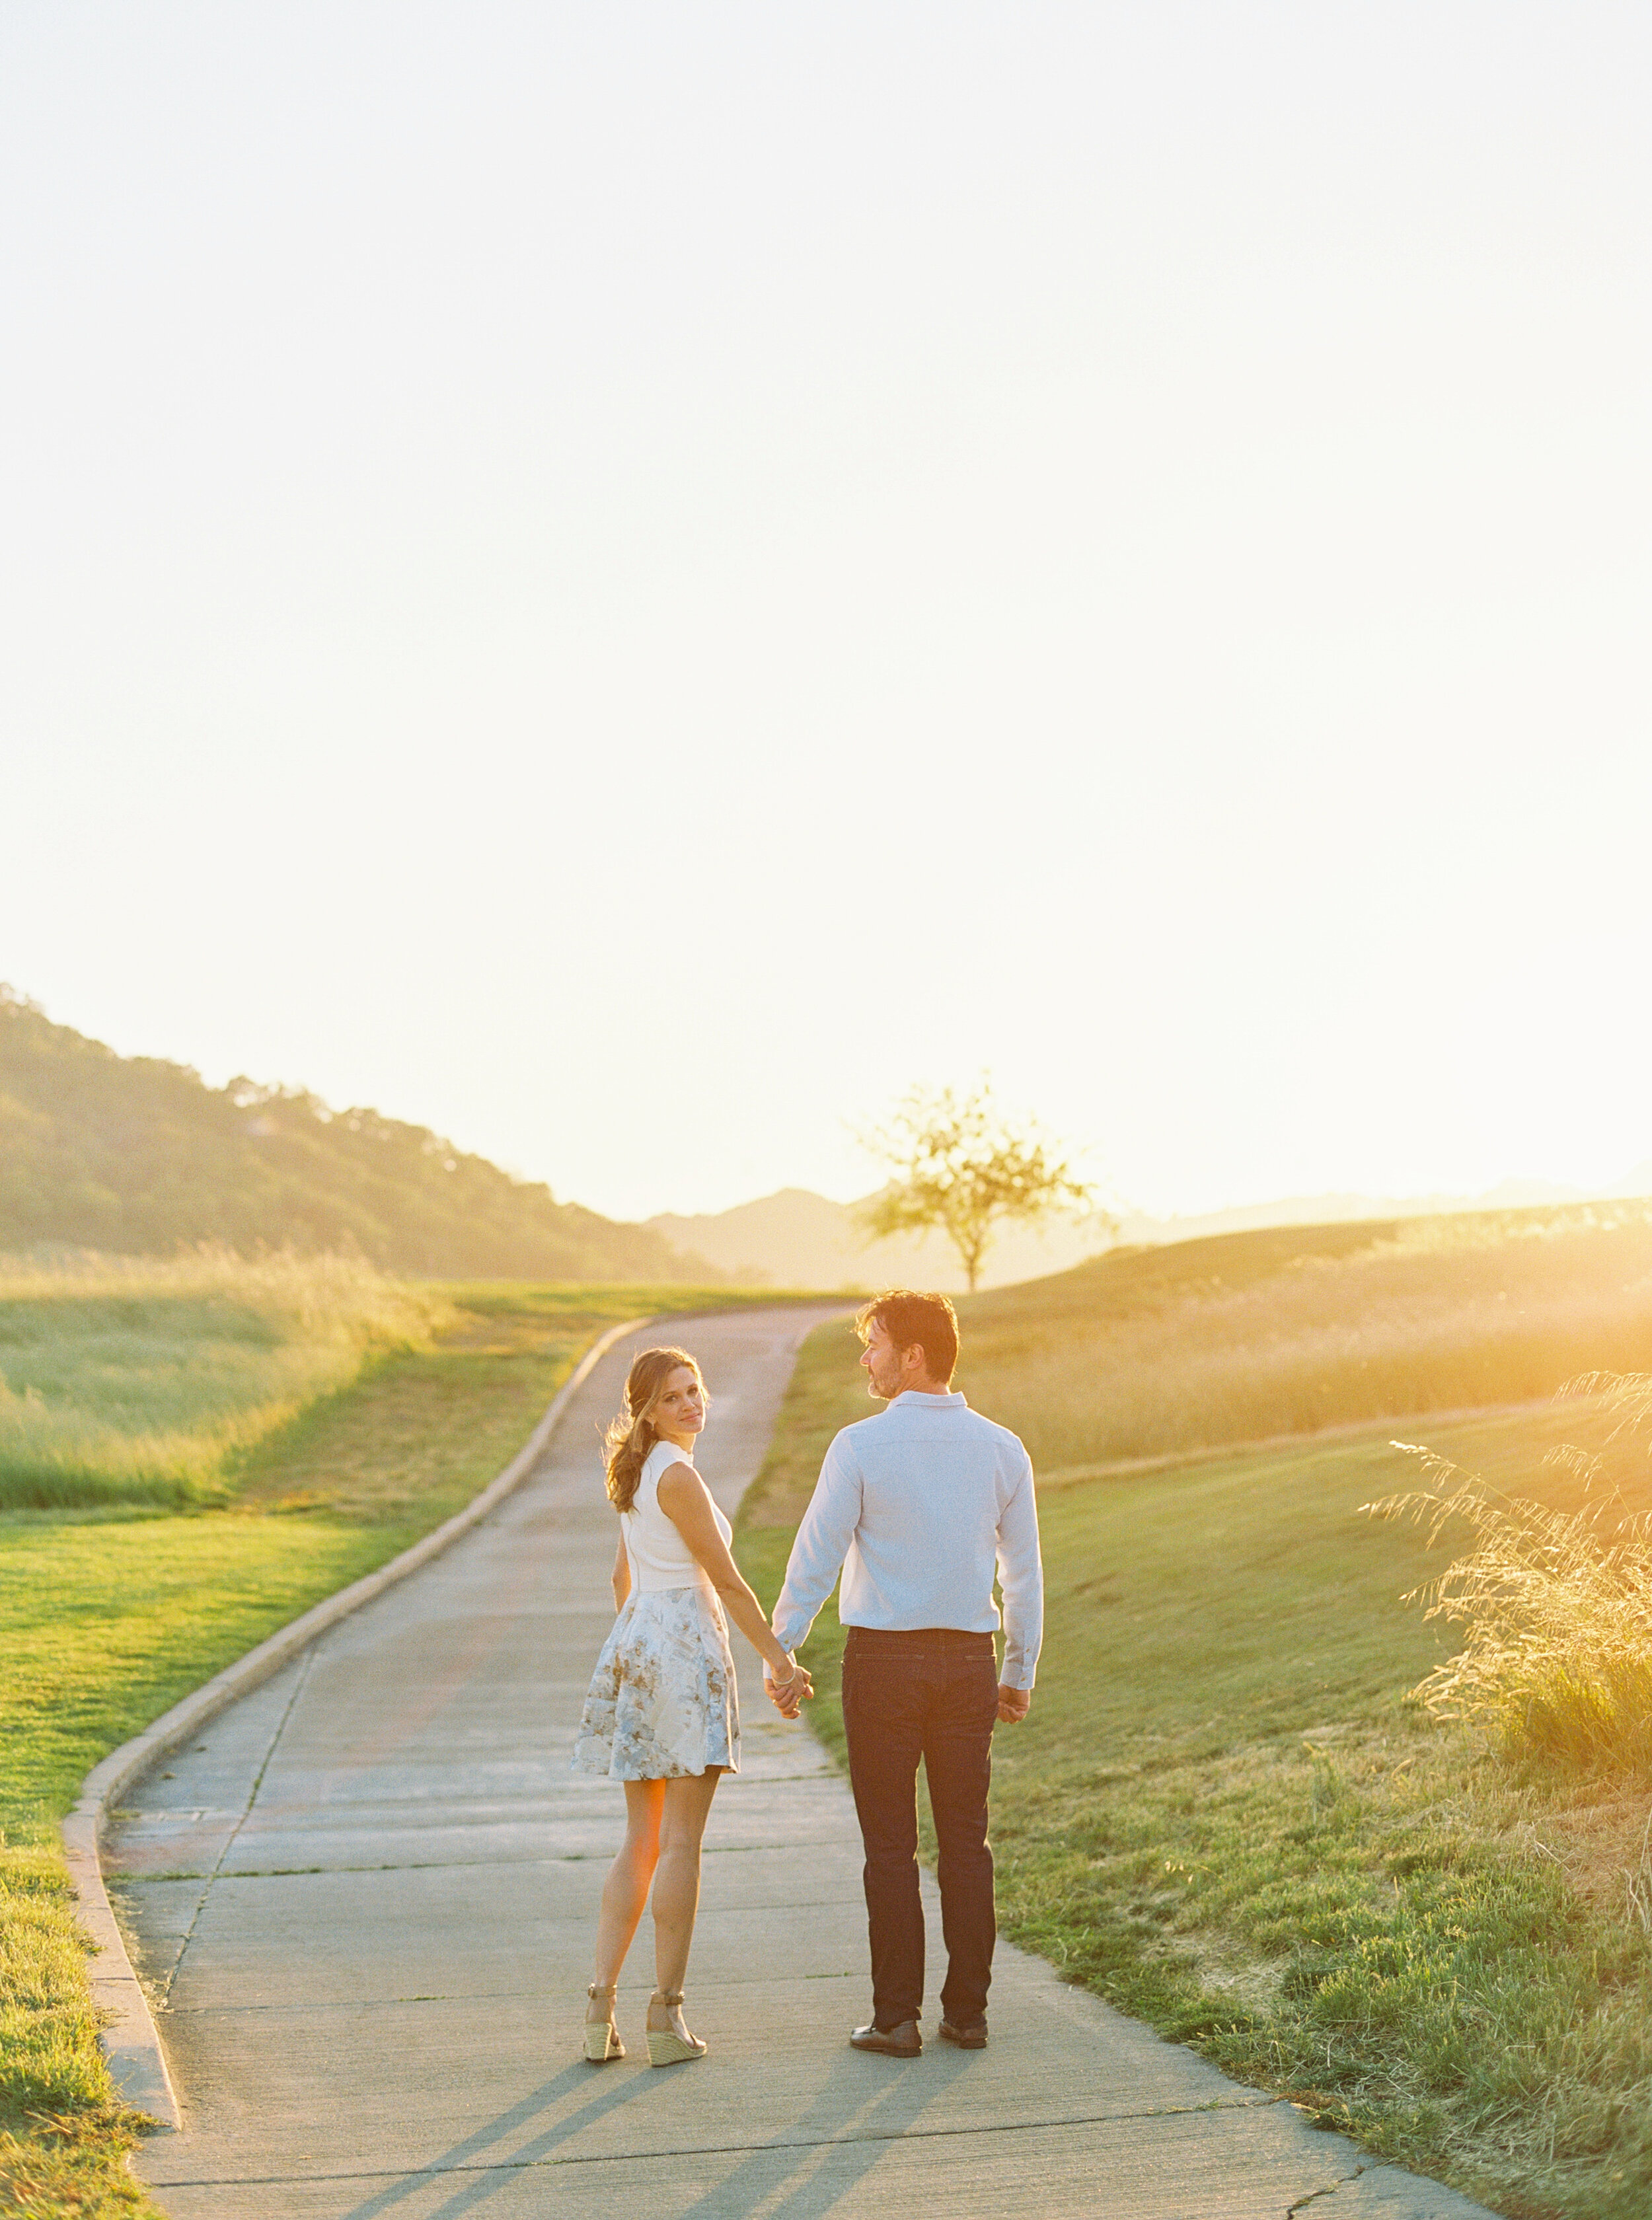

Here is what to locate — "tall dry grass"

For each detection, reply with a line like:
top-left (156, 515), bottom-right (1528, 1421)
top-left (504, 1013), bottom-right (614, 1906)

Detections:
top-left (1367, 1372), bottom-right (1652, 1779)
top-left (0, 1247), bottom-right (454, 1509)
top-left (958, 1204), bottom-right (1652, 1475)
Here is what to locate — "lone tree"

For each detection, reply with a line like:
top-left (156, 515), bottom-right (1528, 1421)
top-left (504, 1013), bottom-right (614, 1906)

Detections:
top-left (856, 1079), bottom-right (1109, 1293)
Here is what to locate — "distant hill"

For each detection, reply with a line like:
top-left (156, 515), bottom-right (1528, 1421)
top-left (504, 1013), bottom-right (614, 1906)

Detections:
top-left (0, 986), bottom-right (719, 1282)
top-left (647, 1187), bottom-right (1113, 1292)
top-left (649, 1173), bottom-right (1652, 1293)
top-left (11, 982), bottom-right (1645, 1292)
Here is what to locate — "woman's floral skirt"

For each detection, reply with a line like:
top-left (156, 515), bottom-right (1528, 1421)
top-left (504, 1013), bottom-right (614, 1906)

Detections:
top-left (571, 1582), bottom-right (740, 1780)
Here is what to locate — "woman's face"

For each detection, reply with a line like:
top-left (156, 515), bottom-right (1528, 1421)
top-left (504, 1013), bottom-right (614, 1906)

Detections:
top-left (652, 1364), bottom-right (706, 1441)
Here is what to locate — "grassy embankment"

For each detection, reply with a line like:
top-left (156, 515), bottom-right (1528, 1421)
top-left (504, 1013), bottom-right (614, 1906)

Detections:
top-left (737, 1204), bottom-right (1652, 2220)
top-left (0, 1253), bottom-right (786, 2218)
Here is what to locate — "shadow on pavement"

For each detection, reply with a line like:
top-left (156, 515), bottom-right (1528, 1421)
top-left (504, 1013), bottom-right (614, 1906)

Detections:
top-left (336, 2044), bottom-right (975, 2219)
top-left (336, 2059), bottom-right (652, 2219)
top-left (670, 2046), bottom-right (975, 2220)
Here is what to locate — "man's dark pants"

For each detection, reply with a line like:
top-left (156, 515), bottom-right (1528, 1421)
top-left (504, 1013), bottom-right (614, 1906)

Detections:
top-left (840, 1625), bottom-right (999, 2030)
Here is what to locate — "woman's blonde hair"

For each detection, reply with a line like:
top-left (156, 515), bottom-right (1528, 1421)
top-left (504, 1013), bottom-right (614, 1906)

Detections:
top-left (603, 1345), bottom-right (706, 1513)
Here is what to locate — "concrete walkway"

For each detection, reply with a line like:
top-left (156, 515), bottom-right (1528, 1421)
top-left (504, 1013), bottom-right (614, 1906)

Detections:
top-left (108, 1306), bottom-right (1498, 2219)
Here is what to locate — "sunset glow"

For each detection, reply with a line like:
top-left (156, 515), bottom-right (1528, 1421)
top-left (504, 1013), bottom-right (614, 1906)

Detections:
top-left (3, 3), bottom-right (1648, 1222)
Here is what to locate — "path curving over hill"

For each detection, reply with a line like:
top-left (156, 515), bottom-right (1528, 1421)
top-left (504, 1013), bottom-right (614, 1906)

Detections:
top-left (106, 1305), bottom-right (1497, 2218)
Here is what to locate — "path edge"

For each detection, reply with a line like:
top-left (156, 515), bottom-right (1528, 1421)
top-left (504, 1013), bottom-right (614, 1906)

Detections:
top-left (61, 1313), bottom-right (651, 2133)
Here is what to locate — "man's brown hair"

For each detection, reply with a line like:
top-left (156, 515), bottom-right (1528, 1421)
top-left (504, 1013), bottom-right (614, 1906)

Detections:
top-left (856, 1290), bottom-right (959, 1387)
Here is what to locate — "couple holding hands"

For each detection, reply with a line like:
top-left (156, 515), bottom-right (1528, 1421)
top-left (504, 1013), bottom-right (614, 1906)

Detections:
top-left (571, 1290), bottom-right (1044, 2067)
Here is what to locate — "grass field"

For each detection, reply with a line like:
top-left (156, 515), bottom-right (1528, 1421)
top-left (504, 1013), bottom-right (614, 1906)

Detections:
top-left (0, 1267), bottom-right (786, 2219)
top-left (13, 1204), bottom-right (1652, 2215)
top-left (0, 1249), bottom-right (454, 1511)
top-left (736, 1212), bottom-right (1652, 2220)
top-left (958, 1201), bottom-right (1652, 1473)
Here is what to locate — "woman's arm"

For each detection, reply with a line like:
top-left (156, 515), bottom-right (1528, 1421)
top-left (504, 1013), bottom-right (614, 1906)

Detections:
top-left (611, 1527), bottom-right (631, 1613)
top-left (656, 1464), bottom-right (811, 1692)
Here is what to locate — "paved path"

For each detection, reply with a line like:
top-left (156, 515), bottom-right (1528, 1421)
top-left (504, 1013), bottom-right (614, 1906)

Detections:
top-left (108, 1306), bottom-right (1497, 2219)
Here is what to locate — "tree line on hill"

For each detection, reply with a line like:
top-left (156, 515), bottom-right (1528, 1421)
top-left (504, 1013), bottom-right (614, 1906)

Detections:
top-left (0, 987), bottom-right (718, 1282)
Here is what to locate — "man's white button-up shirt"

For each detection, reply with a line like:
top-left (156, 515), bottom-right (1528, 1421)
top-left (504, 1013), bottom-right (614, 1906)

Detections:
top-left (772, 1389), bottom-right (1044, 1689)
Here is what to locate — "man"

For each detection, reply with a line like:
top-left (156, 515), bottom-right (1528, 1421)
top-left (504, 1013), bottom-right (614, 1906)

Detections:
top-left (769, 1289), bottom-right (1042, 2056)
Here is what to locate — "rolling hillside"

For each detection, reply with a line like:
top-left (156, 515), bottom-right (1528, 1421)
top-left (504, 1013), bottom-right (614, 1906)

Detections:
top-left (646, 1175), bottom-right (1652, 1294)
top-left (0, 986), bottom-right (718, 1281)
top-left (641, 1185), bottom-right (1090, 1290)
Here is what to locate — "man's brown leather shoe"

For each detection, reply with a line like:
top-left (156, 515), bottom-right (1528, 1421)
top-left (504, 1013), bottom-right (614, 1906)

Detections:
top-left (850, 2018), bottom-right (922, 2056)
top-left (938, 2016), bottom-right (988, 2049)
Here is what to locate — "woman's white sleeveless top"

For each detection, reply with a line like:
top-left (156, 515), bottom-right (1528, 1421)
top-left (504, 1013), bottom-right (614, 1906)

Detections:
top-left (622, 1438), bottom-right (731, 1592)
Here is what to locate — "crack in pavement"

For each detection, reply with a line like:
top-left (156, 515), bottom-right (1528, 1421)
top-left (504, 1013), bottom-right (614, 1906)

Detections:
top-left (118, 1768), bottom-right (835, 1825)
top-left (158, 1966), bottom-right (870, 2016)
top-left (117, 1837), bottom-right (855, 1882)
top-left (157, 1645), bottom-right (320, 2004)
top-left (147, 2091), bottom-right (1287, 2187)
top-left (1287, 2166), bottom-right (1366, 2214)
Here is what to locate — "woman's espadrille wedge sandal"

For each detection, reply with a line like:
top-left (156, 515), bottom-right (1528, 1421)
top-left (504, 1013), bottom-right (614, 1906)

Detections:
top-left (583, 1983), bottom-right (625, 2063)
top-left (646, 1989), bottom-right (707, 2067)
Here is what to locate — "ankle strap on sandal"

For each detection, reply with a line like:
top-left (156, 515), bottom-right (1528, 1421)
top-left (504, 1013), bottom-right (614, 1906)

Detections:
top-left (587, 1983), bottom-right (619, 1999)
top-left (651, 1989), bottom-right (685, 2006)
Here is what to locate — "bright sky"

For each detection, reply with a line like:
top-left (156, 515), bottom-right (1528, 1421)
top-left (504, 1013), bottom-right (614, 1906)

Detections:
top-left (3, 4), bottom-right (1649, 1223)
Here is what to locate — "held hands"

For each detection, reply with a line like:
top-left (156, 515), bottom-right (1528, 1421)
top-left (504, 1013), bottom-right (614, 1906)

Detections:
top-left (764, 1651), bottom-right (813, 1720)
top-left (996, 1683), bottom-right (1032, 1725)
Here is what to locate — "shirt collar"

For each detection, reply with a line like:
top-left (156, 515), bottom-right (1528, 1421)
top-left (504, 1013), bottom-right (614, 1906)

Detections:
top-left (887, 1389), bottom-right (967, 1409)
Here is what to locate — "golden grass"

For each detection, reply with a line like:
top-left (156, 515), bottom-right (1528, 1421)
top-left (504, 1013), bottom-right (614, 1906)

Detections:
top-left (0, 1247), bottom-right (455, 1508)
top-left (1369, 1372), bottom-right (1652, 1781)
top-left (955, 1202), bottom-right (1652, 1471)
top-left (0, 1243), bottom-right (450, 1317)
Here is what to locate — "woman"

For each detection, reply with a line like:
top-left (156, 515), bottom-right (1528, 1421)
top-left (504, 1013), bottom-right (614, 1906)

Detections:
top-left (572, 1344), bottom-right (811, 2066)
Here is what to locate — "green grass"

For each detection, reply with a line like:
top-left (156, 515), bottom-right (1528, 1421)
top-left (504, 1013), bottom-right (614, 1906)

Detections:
top-left (0, 1274), bottom-right (795, 2218)
top-left (737, 1311), bottom-right (1652, 2220)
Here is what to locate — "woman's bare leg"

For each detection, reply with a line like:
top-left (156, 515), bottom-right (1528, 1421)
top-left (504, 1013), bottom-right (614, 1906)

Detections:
top-left (589, 1779), bottom-right (664, 2020)
top-left (648, 1769), bottom-right (722, 2028)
